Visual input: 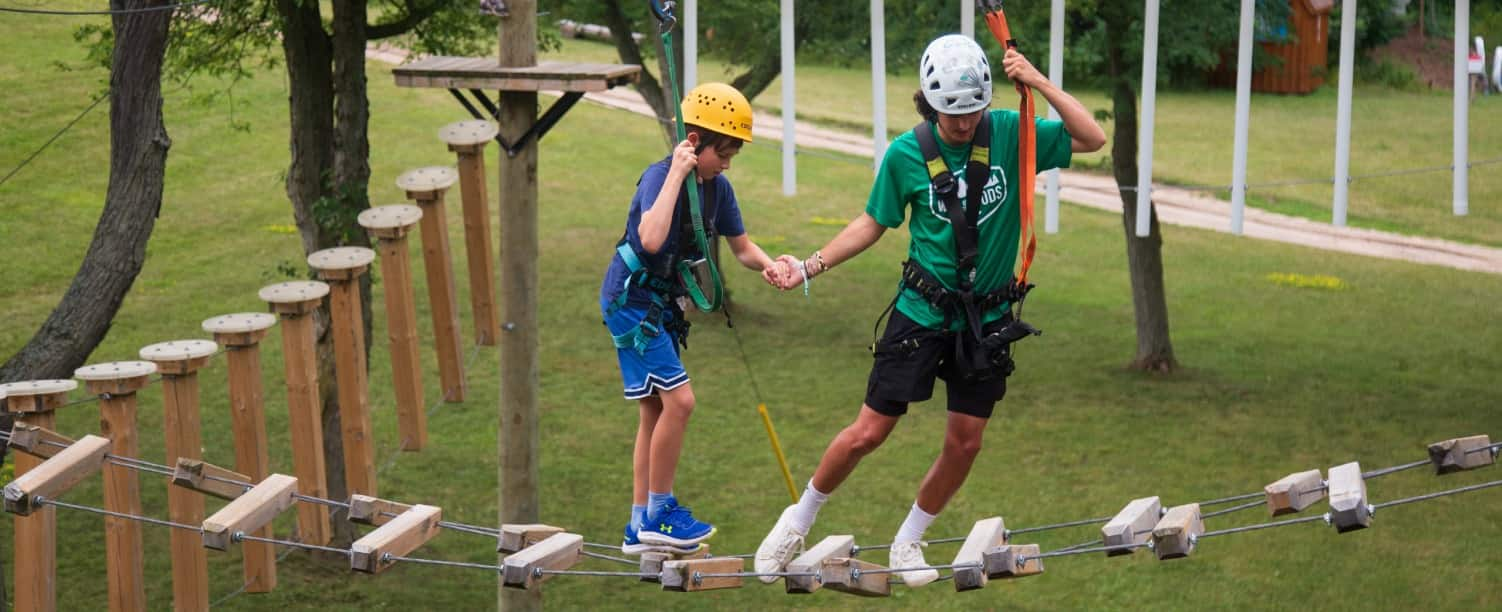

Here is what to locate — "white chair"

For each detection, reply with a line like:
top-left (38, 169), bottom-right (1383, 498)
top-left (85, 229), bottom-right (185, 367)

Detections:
top-left (1494, 46), bottom-right (1502, 93)
top-left (1471, 37), bottom-right (1488, 96)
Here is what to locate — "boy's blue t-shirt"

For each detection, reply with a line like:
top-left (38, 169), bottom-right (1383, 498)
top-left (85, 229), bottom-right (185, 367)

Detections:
top-left (599, 157), bottom-right (746, 313)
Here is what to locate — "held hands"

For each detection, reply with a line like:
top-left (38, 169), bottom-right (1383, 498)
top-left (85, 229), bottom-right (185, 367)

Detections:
top-left (761, 258), bottom-right (791, 288)
top-left (767, 254), bottom-right (807, 291)
top-left (1001, 48), bottom-right (1046, 89)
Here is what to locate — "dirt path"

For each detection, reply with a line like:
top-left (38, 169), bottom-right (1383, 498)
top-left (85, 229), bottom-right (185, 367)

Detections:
top-left (369, 46), bottom-right (1502, 276)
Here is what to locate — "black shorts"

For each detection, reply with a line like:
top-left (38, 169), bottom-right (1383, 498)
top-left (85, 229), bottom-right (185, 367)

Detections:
top-left (864, 309), bottom-right (1013, 419)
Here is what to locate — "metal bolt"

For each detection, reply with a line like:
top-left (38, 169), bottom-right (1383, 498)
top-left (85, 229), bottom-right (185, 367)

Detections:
top-left (1188, 534), bottom-right (1199, 548)
top-left (850, 567), bottom-right (862, 581)
top-left (232, 531), bottom-right (245, 543)
top-left (1015, 555), bottom-right (1027, 569)
top-left (1322, 512), bottom-right (1332, 525)
top-left (503, 322), bottom-right (517, 332)
top-left (532, 567), bottom-right (543, 578)
top-left (1366, 504), bottom-right (1376, 518)
top-left (382, 553), bottom-right (394, 563)
top-left (692, 571), bottom-right (703, 586)
top-left (1002, 529), bottom-right (1012, 541)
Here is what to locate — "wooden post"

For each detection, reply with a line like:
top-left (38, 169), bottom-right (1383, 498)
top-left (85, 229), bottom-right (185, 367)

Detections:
top-left (358, 205), bottom-right (429, 452)
top-left (440, 119), bottom-right (502, 346)
top-left (1, 380), bottom-right (77, 612)
top-left (786, 534), bottom-right (855, 593)
top-left (202, 312), bottom-right (279, 592)
top-left (497, 3), bottom-right (540, 610)
top-left (201, 474), bottom-right (298, 551)
top-left (259, 280), bottom-right (332, 545)
top-left (1102, 496), bottom-right (1161, 553)
top-left (307, 247), bottom-right (379, 497)
top-left (397, 167), bottom-right (467, 404)
top-left (953, 517), bottom-right (1008, 591)
top-left (140, 340), bottom-right (219, 612)
top-left (76, 361), bottom-right (156, 612)
top-left (1265, 470), bottom-right (1326, 516)
top-left (349, 504), bottom-right (443, 573)
top-left (1327, 461), bottom-right (1371, 533)
top-left (1150, 503), bottom-right (1203, 560)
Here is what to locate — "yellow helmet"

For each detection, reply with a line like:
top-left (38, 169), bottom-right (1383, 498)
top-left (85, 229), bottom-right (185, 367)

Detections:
top-left (682, 82), bottom-right (753, 143)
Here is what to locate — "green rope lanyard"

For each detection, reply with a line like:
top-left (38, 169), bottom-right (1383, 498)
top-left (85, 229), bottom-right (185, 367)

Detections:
top-left (653, 2), bottom-right (724, 313)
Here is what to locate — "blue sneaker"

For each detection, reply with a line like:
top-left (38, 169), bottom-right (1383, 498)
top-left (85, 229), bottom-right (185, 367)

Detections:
top-left (621, 523), bottom-right (704, 555)
top-left (638, 498), bottom-right (716, 547)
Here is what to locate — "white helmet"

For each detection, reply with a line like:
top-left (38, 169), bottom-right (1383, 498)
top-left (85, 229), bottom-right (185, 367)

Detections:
top-left (919, 34), bottom-right (992, 115)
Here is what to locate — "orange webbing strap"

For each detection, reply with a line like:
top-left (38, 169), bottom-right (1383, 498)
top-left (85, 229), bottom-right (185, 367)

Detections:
top-left (982, 5), bottom-right (1039, 286)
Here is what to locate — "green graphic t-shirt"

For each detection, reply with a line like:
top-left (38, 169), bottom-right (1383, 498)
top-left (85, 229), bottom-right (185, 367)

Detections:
top-left (865, 109), bottom-right (1073, 331)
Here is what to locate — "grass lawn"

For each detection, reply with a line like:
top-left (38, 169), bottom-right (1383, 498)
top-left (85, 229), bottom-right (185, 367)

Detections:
top-left (2, 11), bottom-right (1501, 611)
top-left (546, 35), bottom-right (1502, 248)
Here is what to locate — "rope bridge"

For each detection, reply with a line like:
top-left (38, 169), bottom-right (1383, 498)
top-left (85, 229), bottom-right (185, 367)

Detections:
top-left (5, 425), bottom-right (1499, 597)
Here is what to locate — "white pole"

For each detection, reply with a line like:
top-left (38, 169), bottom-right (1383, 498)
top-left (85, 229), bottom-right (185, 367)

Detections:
top-left (781, 0), bottom-right (796, 196)
top-left (871, 0), bottom-right (888, 171)
top-left (1044, 0), bottom-right (1064, 234)
top-left (1332, 0), bottom-right (1356, 227)
top-left (1454, 0), bottom-right (1470, 216)
top-left (1134, 0), bottom-right (1160, 237)
top-left (962, 0), bottom-right (975, 38)
top-left (684, 0), bottom-right (697, 91)
top-left (1230, 0), bottom-right (1255, 235)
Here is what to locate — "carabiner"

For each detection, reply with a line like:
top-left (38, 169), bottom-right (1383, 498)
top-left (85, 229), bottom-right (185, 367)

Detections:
top-left (648, 0), bottom-right (677, 32)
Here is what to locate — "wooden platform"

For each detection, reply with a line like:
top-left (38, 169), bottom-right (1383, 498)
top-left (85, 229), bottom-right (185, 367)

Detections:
top-left (394, 58), bottom-right (640, 92)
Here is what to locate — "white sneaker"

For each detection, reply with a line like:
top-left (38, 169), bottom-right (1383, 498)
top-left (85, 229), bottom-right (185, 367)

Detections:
top-left (753, 505), bottom-right (807, 584)
top-left (888, 540), bottom-right (939, 588)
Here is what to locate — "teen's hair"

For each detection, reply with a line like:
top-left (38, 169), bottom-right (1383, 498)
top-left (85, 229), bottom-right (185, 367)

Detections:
top-left (687, 125), bottom-right (744, 155)
top-left (913, 90), bottom-right (939, 123)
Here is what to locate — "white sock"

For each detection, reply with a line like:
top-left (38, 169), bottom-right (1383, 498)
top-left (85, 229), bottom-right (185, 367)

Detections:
top-left (894, 502), bottom-right (937, 544)
top-left (789, 480), bottom-right (829, 534)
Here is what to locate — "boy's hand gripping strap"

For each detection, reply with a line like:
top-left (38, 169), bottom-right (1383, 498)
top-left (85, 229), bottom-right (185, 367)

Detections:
top-left (979, 0), bottom-right (1038, 287)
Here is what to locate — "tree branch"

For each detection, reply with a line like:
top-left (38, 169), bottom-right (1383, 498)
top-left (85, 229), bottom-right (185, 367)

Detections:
top-left (368, 0), bottom-right (442, 40)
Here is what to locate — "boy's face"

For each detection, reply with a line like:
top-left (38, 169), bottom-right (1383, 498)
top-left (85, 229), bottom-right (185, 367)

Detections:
top-left (936, 109), bottom-right (986, 146)
top-left (696, 143), bottom-right (741, 181)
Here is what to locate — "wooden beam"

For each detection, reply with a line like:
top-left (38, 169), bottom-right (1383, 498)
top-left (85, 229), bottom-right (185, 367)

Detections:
top-left (1265, 469), bottom-right (1325, 516)
top-left (497, 523), bottom-right (565, 554)
top-left (360, 205), bottom-right (429, 453)
top-left (3, 435), bottom-right (110, 515)
top-left (501, 532), bottom-right (583, 590)
top-left (1102, 496), bottom-right (1160, 553)
top-left (982, 544), bottom-right (1044, 579)
top-left (1428, 435), bottom-right (1495, 474)
top-left (399, 167), bottom-right (467, 405)
top-left (348, 494), bottom-right (413, 527)
top-left (262, 281), bottom-right (333, 546)
top-left (1327, 461), bottom-right (1370, 533)
top-left (350, 504), bottom-right (444, 574)
top-left (1151, 504), bottom-right (1203, 560)
top-left (785, 534), bottom-right (854, 593)
top-left (661, 557), bottom-right (744, 592)
top-left (171, 458), bottom-right (252, 501)
top-left (4, 424), bottom-right (75, 459)
top-left (201, 474), bottom-right (298, 551)
top-left (953, 517), bottom-right (1008, 591)
top-left (822, 558), bottom-right (891, 597)
top-left (637, 546), bottom-right (709, 583)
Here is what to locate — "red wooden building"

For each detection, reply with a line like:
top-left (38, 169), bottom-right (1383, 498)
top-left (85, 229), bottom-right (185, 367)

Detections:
top-left (1216, 0), bottom-right (1335, 94)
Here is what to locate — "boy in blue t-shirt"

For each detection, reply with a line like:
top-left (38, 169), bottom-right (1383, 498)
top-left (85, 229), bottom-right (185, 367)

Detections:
top-left (600, 82), bottom-right (787, 553)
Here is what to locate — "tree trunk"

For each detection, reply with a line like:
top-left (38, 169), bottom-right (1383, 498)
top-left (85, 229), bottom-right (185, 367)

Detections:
top-left (0, 0), bottom-right (172, 600)
top-left (1104, 5), bottom-right (1177, 373)
top-left (275, 0), bottom-right (374, 547)
top-left (601, 0), bottom-right (676, 144)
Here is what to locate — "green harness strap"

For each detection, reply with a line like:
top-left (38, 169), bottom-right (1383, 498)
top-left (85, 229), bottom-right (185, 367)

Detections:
top-left (653, 1), bottom-right (723, 313)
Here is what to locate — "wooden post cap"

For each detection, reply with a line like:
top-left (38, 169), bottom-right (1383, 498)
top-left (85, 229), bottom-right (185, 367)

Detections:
top-left (139, 340), bottom-right (218, 375)
top-left (307, 247), bottom-right (376, 275)
top-left (0, 379), bottom-right (80, 413)
top-left (439, 120), bottom-right (499, 150)
top-left (396, 166), bottom-right (458, 197)
top-left (75, 361), bottom-right (157, 395)
top-left (357, 204), bottom-right (424, 239)
top-left (202, 312), bottom-right (278, 347)
top-left (259, 280), bottom-right (330, 306)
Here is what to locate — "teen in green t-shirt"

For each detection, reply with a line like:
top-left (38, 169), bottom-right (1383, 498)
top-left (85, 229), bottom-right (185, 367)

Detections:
top-left (754, 34), bottom-right (1106, 587)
